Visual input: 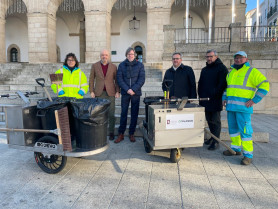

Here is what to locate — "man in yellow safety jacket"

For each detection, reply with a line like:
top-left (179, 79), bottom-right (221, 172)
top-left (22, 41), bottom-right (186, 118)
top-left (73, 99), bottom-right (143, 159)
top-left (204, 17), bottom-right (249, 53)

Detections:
top-left (51, 53), bottom-right (88, 99)
top-left (222, 51), bottom-right (269, 165)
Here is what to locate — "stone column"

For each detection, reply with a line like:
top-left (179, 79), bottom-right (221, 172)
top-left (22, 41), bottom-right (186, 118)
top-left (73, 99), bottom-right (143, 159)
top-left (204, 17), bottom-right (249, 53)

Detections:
top-left (27, 13), bottom-right (56, 63)
top-left (147, 8), bottom-right (171, 63)
top-left (47, 14), bottom-right (57, 63)
top-left (85, 11), bottom-right (111, 63)
top-left (208, 0), bottom-right (213, 43)
top-left (185, 0), bottom-right (189, 43)
top-left (79, 20), bottom-right (86, 63)
top-left (0, 18), bottom-right (6, 63)
top-left (163, 25), bottom-right (176, 55)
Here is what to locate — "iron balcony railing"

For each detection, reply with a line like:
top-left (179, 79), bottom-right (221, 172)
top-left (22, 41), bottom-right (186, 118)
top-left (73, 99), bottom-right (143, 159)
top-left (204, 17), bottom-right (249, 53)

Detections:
top-left (175, 27), bottom-right (230, 44)
top-left (240, 25), bottom-right (278, 42)
top-left (174, 26), bottom-right (278, 43)
top-left (267, 5), bottom-right (278, 19)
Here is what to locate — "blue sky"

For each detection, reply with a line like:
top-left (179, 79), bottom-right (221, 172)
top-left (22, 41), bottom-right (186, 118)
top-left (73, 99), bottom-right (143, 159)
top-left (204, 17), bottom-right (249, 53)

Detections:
top-left (246, 0), bottom-right (264, 13)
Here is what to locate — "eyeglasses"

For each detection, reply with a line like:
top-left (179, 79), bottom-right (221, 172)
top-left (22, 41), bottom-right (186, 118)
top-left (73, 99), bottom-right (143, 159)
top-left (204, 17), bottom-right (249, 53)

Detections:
top-left (205, 56), bottom-right (215, 59)
top-left (234, 57), bottom-right (246, 60)
top-left (172, 58), bottom-right (181, 60)
top-left (127, 53), bottom-right (135, 56)
top-left (67, 59), bottom-right (75, 62)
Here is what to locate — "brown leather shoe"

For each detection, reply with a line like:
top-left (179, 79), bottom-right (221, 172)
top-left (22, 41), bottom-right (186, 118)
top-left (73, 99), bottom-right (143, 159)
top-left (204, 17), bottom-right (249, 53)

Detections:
top-left (109, 133), bottom-right (114, 141)
top-left (114, 134), bottom-right (124, 143)
top-left (129, 135), bottom-right (136, 142)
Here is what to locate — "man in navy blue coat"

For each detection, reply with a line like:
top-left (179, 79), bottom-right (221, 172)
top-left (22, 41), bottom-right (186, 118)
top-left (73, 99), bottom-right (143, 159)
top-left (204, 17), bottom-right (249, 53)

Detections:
top-left (115, 47), bottom-right (145, 143)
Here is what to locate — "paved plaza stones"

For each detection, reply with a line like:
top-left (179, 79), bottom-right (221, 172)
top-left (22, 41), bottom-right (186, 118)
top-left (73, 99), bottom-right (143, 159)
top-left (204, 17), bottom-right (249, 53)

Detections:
top-left (0, 113), bottom-right (278, 209)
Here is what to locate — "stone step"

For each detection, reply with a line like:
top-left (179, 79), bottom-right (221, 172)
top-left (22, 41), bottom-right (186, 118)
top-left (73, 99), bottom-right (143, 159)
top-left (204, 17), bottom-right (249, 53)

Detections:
top-left (115, 106), bottom-right (145, 115)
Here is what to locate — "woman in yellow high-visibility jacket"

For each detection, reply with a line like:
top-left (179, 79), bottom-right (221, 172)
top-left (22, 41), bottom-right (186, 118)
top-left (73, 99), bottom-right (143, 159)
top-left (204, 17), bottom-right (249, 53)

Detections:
top-left (222, 51), bottom-right (269, 165)
top-left (51, 53), bottom-right (88, 99)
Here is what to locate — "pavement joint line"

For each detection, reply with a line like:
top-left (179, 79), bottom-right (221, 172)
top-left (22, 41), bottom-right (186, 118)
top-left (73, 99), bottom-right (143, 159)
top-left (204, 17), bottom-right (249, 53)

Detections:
top-left (177, 161), bottom-right (185, 209)
top-left (37, 157), bottom-right (82, 204)
top-left (71, 152), bottom-right (109, 208)
top-left (1, 160), bottom-right (40, 207)
top-left (145, 159), bottom-right (154, 207)
top-left (252, 159), bottom-right (278, 194)
top-left (108, 152), bottom-right (132, 209)
top-left (224, 155), bottom-right (256, 208)
top-left (199, 151), bottom-right (221, 209)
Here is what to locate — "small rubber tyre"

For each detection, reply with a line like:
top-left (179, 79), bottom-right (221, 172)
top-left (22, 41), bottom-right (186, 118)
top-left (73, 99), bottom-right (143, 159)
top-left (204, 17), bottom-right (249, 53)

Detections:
top-left (34, 136), bottom-right (67, 174)
top-left (143, 138), bottom-right (152, 153)
top-left (170, 148), bottom-right (181, 163)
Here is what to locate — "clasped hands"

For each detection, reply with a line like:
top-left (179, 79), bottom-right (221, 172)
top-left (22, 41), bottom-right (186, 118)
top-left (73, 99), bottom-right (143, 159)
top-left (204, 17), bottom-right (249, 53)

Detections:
top-left (127, 89), bottom-right (135, 96)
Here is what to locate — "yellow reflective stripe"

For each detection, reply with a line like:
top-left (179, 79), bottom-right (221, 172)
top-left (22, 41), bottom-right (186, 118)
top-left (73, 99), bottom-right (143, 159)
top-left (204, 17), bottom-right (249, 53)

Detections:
top-left (62, 84), bottom-right (80, 88)
top-left (243, 67), bottom-right (253, 86)
top-left (255, 91), bottom-right (265, 98)
top-left (81, 83), bottom-right (88, 87)
top-left (256, 80), bottom-right (268, 88)
top-left (242, 137), bottom-right (252, 141)
top-left (227, 85), bottom-right (256, 91)
top-left (230, 132), bottom-right (240, 137)
top-left (227, 100), bottom-right (246, 106)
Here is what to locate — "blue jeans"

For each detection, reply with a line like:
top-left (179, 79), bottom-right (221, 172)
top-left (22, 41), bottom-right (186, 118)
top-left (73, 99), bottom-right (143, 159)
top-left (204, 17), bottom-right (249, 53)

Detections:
top-left (118, 94), bottom-right (140, 135)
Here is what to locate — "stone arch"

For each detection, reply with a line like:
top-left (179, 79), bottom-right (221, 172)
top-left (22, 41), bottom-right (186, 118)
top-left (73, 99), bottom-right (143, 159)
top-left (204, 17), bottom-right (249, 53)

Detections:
top-left (7, 44), bottom-right (21, 62)
top-left (47, 0), bottom-right (85, 16)
top-left (131, 41), bottom-right (146, 63)
top-left (4, 0), bottom-right (28, 17)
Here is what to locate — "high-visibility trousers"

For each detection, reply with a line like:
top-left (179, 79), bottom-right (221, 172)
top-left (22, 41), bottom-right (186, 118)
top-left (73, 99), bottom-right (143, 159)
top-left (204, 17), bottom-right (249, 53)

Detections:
top-left (227, 111), bottom-right (253, 158)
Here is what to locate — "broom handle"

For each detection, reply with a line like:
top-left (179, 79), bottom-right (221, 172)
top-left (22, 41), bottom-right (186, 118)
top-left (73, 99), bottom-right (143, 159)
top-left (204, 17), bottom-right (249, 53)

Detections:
top-left (204, 129), bottom-right (236, 155)
top-left (44, 87), bottom-right (53, 102)
top-left (55, 110), bottom-right (62, 144)
top-left (56, 84), bottom-right (59, 97)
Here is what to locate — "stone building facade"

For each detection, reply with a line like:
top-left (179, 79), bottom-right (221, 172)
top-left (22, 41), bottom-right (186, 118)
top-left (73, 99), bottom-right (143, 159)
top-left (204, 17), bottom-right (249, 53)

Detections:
top-left (0, 0), bottom-right (247, 64)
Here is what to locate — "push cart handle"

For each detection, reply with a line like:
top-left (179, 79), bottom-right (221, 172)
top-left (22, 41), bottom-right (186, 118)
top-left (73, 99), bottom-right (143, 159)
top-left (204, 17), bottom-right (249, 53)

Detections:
top-left (24, 91), bottom-right (39, 97)
top-left (0, 94), bottom-right (10, 98)
top-left (158, 98), bottom-right (210, 102)
top-left (35, 78), bottom-right (45, 87)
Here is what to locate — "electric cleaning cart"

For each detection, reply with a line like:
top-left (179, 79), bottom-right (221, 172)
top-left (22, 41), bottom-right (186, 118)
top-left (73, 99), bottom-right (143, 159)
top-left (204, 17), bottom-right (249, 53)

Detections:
top-left (0, 79), bottom-right (110, 174)
top-left (140, 97), bottom-right (235, 163)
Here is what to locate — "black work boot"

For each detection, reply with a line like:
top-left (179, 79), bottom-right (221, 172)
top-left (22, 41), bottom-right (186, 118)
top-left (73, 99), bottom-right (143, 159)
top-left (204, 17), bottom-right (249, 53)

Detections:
top-left (223, 150), bottom-right (242, 156)
top-left (208, 140), bottom-right (219, 150)
top-left (204, 138), bottom-right (213, 145)
top-left (241, 157), bottom-right (252, 165)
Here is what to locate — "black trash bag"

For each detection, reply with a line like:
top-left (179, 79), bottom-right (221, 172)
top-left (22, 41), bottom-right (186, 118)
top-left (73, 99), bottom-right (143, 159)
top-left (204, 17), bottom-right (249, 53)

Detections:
top-left (37, 97), bottom-right (76, 109)
top-left (36, 97), bottom-right (75, 138)
top-left (143, 96), bottom-right (164, 123)
top-left (70, 98), bottom-right (111, 150)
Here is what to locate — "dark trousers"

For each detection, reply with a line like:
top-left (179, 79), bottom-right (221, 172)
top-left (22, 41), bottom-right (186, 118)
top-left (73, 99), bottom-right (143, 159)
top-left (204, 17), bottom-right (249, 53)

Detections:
top-left (205, 111), bottom-right (221, 141)
top-left (118, 94), bottom-right (140, 135)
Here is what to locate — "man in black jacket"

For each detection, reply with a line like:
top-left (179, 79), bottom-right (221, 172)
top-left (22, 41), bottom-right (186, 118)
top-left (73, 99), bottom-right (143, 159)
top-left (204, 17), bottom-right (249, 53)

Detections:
top-left (162, 52), bottom-right (197, 99)
top-left (198, 49), bottom-right (228, 150)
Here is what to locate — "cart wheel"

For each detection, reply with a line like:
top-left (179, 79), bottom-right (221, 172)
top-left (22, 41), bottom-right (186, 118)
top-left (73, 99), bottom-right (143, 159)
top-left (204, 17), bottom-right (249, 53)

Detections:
top-left (34, 136), bottom-right (67, 174)
top-left (143, 138), bottom-right (152, 153)
top-left (170, 148), bottom-right (181, 163)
